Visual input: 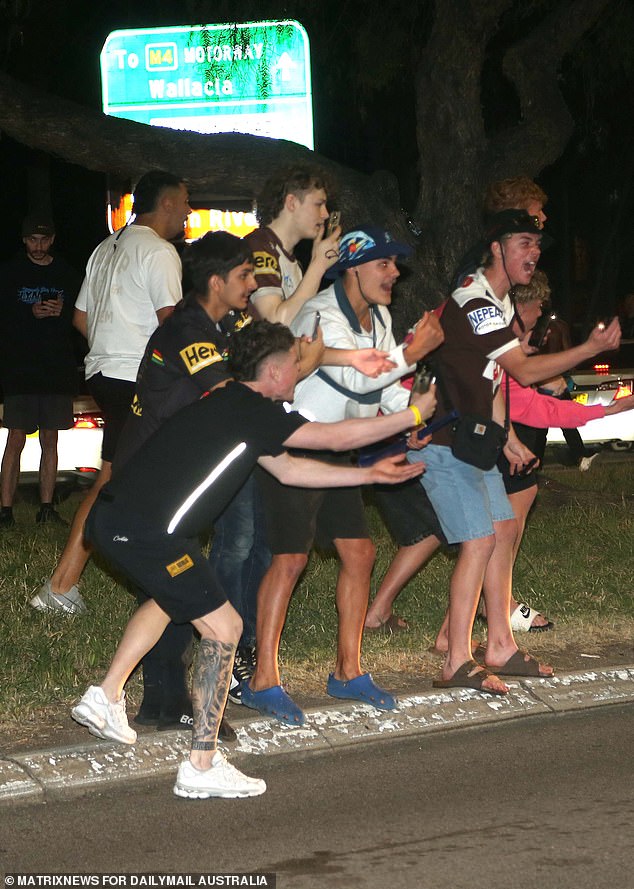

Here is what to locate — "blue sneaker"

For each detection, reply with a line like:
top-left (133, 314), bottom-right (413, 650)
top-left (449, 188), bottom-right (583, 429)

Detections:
top-left (326, 672), bottom-right (398, 711)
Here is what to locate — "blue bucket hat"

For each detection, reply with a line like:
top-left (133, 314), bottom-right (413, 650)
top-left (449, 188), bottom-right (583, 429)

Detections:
top-left (325, 225), bottom-right (413, 278)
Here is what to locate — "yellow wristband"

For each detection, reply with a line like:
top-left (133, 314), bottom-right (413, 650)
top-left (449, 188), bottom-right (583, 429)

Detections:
top-left (408, 404), bottom-right (422, 427)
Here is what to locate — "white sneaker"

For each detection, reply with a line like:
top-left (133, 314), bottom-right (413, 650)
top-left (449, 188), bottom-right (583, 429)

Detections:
top-left (579, 453), bottom-right (599, 472)
top-left (71, 686), bottom-right (137, 745)
top-left (173, 751), bottom-right (266, 799)
top-left (30, 580), bottom-right (87, 614)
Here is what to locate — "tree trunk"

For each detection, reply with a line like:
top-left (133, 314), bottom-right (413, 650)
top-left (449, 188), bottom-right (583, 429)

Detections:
top-left (0, 0), bottom-right (614, 337)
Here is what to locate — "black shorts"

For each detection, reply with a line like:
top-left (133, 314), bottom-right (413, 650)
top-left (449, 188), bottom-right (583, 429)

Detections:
top-left (86, 373), bottom-right (136, 463)
top-left (2, 393), bottom-right (73, 435)
top-left (85, 496), bottom-right (226, 624)
top-left (370, 477), bottom-right (447, 547)
top-left (256, 461), bottom-right (369, 555)
top-left (498, 422), bottom-right (544, 495)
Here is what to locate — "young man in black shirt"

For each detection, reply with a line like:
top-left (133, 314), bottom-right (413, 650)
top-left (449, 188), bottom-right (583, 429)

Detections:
top-left (71, 321), bottom-right (434, 800)
top-left (0, 214), bottom-right (80, 526)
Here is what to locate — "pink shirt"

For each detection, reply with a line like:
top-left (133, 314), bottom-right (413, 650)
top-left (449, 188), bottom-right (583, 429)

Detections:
top-left (507, 375), bottom-right (605, 428)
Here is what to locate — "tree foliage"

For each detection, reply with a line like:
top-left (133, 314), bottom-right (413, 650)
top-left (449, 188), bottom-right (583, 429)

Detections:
top-left (0, 0), bottom-right (630, 330)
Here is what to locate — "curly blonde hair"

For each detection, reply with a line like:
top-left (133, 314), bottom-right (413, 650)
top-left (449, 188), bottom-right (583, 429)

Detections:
top-left (484, 177), bottom-right (548, 215)
top-left (513, 268), bottom-right (551, 305)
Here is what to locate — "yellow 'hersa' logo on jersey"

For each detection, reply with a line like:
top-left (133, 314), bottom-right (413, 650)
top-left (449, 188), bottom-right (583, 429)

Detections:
top-left (252, 251), bottom-right (281, 279)
top-left (165, 554), bottom-right (194, 577)
top-left (179, 342), bottom-right (223, 374)
top-left (131, 394), bottom-right (142, 417)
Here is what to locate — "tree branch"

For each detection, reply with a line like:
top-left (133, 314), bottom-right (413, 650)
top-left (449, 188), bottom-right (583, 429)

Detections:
top-left (486, 0), bottom-right (613, 179)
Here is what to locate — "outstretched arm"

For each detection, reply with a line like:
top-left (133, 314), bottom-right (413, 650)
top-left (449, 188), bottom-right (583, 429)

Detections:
top-left (285, 386), bottom-right (437, 452)
top-left (499, 318), bottom-right (622, 386)
top-left (257, 452), bottom-right (424, 488)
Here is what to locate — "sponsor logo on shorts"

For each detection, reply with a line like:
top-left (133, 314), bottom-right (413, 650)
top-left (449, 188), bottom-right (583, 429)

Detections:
top-left (252, 250), bottom-right (281, 280)
top-left (179, 342), bottom-right (223, 374)
top-left (466, 304), bottom-right (506, 335)
top-left (131, 393), bottom-right (142, 417)
top-left (166, 553), bottom-right (194, 577)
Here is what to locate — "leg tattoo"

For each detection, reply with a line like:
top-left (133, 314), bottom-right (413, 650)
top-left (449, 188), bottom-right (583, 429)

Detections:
top-left (191, 638), bottom-right (236, 752)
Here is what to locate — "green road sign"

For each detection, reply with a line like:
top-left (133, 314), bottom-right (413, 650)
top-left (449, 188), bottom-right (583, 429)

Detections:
top-left (101, 20), bottom-right (313, 148)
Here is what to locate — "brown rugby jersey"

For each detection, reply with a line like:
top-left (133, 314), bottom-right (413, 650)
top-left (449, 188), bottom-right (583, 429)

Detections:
top-left (432, 269), bottom-right (519, 446)
top-left (245, 226), bottom-right (304, 310)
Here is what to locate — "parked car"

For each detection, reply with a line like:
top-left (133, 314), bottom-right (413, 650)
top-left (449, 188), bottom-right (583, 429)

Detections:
top-left (546, 339), bottom-right (634, 450)
top-left (0, 394), bottom-right (103, 486)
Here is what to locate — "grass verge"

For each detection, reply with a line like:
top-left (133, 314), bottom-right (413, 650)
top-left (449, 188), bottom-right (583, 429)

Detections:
top-left (0, 462), bottom-right (632, 722)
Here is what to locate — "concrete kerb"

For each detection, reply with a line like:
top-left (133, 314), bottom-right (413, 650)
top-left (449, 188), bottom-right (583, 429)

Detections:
top-left (2, 664), bottom-right (634, 805)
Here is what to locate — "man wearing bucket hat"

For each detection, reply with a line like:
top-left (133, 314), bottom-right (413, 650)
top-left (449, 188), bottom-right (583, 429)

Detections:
top-left (407, 210), bottom-right (621, 694)
top-left (241, 225), bottom-right (442, 725)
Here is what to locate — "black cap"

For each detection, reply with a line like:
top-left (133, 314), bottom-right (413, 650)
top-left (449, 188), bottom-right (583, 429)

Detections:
top-left (483, 209), bottom-right (552, 248)
top-left (22, 214), bottom-right (55, 237)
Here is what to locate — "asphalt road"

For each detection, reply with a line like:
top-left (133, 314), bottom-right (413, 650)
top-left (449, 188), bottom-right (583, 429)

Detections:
top-left (2, 703), bottom-right (632, 889)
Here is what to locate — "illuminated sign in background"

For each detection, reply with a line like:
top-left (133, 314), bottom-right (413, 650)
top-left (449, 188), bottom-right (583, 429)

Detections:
top-left (101, 20), bottom-right (314, 149)
top-left (108, 193), bottom-right (258, 241)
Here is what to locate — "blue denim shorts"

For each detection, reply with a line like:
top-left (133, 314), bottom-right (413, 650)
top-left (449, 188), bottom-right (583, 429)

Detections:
top-left (407, 444), bottom-right (515, 544)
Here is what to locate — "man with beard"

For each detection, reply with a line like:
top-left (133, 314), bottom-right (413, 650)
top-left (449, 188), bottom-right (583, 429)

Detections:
top-left (0, 214), bottom-right (80, 527)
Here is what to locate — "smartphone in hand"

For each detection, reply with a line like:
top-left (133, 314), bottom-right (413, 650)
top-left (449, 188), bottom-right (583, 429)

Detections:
top-left (528, 313), bottom-right (556, 349)
top-left (325, 211), bottom-right (341, 238)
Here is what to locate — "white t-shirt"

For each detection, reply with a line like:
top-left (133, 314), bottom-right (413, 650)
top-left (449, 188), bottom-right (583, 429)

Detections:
top-left (76, 225), bottom-right (182, 382)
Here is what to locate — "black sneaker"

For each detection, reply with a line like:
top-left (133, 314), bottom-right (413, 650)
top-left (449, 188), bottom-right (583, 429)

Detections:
top-left (227, 646), bottom-right (256, 705)
top-left (0, 509), bottom-right (15, 529)
top-left (35, 505), bottom-right (68, 526)
top-left (157, 696), bottom-right (193, 731)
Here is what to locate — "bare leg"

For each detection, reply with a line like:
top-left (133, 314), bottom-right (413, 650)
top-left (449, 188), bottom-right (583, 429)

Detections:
top-left (508, 486), bottom-right (537, 562)
top-left (479, 485), bottom-right (550, 629)
top-left (48, 460), bottom-right (112, 594)
top-left (101, 599), bottom-right (172, 701)
top-left (38, 428), bottom-right (59, 504)
top-left (433, 609), bottom-right (482, 655)
top-left (249, 552), bottom-right (307, 691)
top-left (442, 535), bottom-right (508, 694)
top-left (190, 602), bottom-right (242, 770)
top-left (480, 517), bottom-right (553, 676)
top-left (506, 486), bottom-right (550, 625)
top-left (0, 429), bottom-right (26, 507)
top-left (189, 640), bottom-right (235, 768)
top-left (365, 536), bottom-right (440, 629)
top-left (333, 537), bottom-right (375, 680)
top-left (479, 518), bottom-right (519, 665)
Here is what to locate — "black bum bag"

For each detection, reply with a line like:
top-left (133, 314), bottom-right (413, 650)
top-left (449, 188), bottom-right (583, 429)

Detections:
top-left (450, 414), bottom-right (508, 471)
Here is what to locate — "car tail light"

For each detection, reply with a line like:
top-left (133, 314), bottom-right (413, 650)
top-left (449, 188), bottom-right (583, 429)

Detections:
top-left (593, 363), bottom-right (610, 374)
top-left (73, 413), bottom-right (105, 429)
